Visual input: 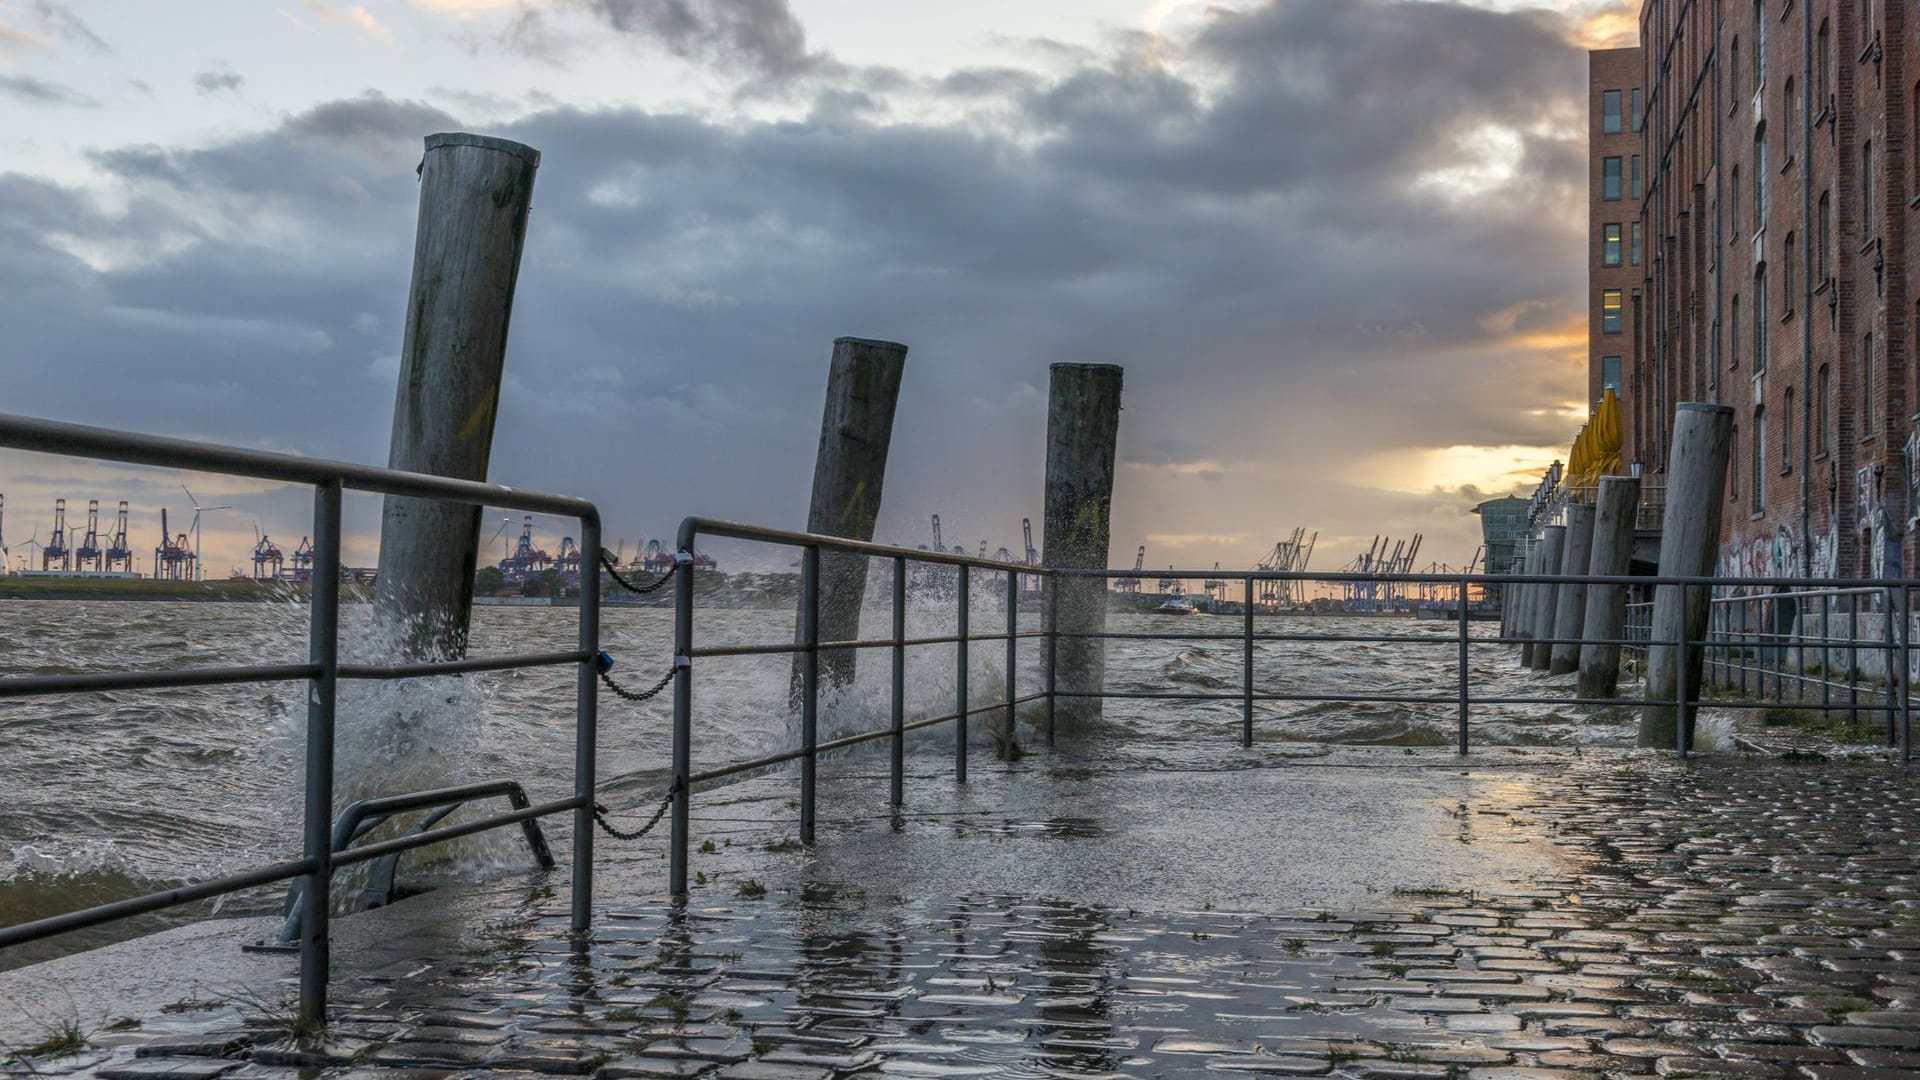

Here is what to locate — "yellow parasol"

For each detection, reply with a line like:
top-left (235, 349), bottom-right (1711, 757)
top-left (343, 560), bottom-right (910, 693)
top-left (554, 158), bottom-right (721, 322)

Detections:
top-left (1591, 387), bottom-right (1624, 478)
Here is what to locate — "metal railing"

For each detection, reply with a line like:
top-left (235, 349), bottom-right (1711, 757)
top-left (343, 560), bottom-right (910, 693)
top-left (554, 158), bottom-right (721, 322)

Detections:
top-left (666, 517), bottom-right (1053, 897)
top-left (0, 413), bottom-right (602, 1026)
top-left (662, 520), bottom-right (1918, 895)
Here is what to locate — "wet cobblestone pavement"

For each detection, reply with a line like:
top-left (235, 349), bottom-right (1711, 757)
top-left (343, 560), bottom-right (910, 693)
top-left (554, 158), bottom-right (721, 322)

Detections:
top-left (8, 753), bottom-right (1920, 1080)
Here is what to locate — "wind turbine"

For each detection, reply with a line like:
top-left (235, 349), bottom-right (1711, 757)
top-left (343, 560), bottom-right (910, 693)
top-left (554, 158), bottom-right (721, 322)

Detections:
top-left (181, 486), bottom-right (233, 583)
top-left (484, 516), bottom-right (513, 562)
top-left (19, 524), bottom-right (42, 574)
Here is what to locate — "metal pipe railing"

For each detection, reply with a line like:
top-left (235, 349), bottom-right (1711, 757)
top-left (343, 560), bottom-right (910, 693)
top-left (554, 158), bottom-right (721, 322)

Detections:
top-left (0, 413), bottom-right (602, 1026)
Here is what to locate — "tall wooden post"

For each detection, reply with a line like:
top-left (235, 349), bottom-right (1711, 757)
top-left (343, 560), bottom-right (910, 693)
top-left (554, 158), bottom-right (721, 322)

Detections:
top-left (1527, 526), bottom-right (1565, 671)
top-left (1642, 403), bottom-right (1734, 748)
top-left (1516, 542), bottom-right (1541, 665)
top-left (1044, 363), bottom-right (1123, 734)
top-left (1578, 476), bottom-right (1641, 698)
top-left (375, 133), bottom-right (539, 657)
top-left (795, 337), bottom-right (908, 694)
top-left (1549, 504), bottom-right (1595, 674)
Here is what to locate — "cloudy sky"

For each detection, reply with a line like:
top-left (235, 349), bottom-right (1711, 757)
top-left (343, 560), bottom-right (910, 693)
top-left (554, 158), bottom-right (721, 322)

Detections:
top-left (0, 0), bottom-right (1635, 578)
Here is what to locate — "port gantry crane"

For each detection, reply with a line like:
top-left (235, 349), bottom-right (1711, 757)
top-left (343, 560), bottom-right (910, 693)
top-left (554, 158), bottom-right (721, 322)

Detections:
top-left (1339, 533), bottom-right (1422, 611)
top-left (1022, 518), bottom-right (1042, 592)
top-left (1115, 545), bottom-right (1146, 594)
top-left (291, 537), bottom-right (315, 581)
top-left (73, 500), bottom-right (102, 572)
top-left (154, 508), bottom-right (195, 581)
top-left (252, 527), bottom-right (286, 580)
top-left (43, 498), bottom-right (70, 572)
top-left (1256, 528), bottom-right (1317, 610)
top-left (1204, 563), bottom-right (1227, 607)
top-left (104, 502), bottom-right (132, 573)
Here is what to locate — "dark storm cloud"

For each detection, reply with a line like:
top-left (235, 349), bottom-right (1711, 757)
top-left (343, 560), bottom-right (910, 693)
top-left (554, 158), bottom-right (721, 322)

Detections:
top-left (0, 73), bottom-right (97, 106)
top-left (572, 0), bottom-right (816, 80)
top-left (0, 0), bottom-right (1590, 565)
top-left (28, 0), bottom-right (109, 52)
top-left (193, 66), bottom-right (244, 95)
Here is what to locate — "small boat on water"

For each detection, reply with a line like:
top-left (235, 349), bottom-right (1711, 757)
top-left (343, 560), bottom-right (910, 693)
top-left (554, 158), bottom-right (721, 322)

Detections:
top-left (1156, 591), bottom-right (1199, 616)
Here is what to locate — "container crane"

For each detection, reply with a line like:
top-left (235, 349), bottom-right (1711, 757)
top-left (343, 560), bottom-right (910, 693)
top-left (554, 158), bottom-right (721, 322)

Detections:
top-left (1256, 528), bottom-right (1316, 608)
top-left (43, 498), bottom-right (70, 572)
top-left (1116, 545), bottom-right (1146, 594)
top-left (1204, 563), bottom-right (1227, 606)
top-left (291, 537), bottom-right (315, 581)
top-left (252, 526), bottom-right (285, 580)
top-left (104, 501), bottom-right (132, 573)
top-left (499, 515), bottom-right (553, 584)
top-left (73, 500), bottom-right (102, 572)
top-left (556, 536), bottom-right (582, 583)
top-left (155, 508), bottom-right (195, 581)
top-left (1158, 564), bottom-right (1177, 595)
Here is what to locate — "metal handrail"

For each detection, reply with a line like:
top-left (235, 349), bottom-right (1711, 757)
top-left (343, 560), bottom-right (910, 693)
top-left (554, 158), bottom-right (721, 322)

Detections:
top-left (0, 413), bottom-right (602, 1028)
top-left (667, 517), bottom-right (1055, 896)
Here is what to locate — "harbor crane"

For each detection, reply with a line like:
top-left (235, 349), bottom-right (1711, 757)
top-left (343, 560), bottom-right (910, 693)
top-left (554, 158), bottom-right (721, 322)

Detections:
top-left (252, 526), bottom-right (285, 580)
top-left (74, 500), bottom-right (102, 572)
top-left (104, 502), bottom-right (132, 573)
top-left (43, 498), bottom-right (70, 572)
top-left (1204, 563), bottom-right (1228, 606)
top-left (1021, 518), bottom-right (1042, 594)
top-left (155, 508), bottom-right (195, 581)
top-left (1257, 528), bottom-right (1317, 609)
top-left (1116, 545), bottom-right (1146, 594)
top-left (1340, 533), bottom-right (1422, 610)
top-left (291, 537), bottom-right (315, 581)
top-left (556, 536), bottom-right (583, 582)
top-left (1158, 564), bottom-right (1177, 595)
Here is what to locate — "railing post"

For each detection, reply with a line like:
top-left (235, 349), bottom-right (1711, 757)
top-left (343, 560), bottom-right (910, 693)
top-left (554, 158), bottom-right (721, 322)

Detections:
top-left (1885, 586), bottom-right (1899, 745)
top-left (956, 564), bottom-right (969, 784)
top-left (1242, 574), bottom-right (1255, 748)
top-left (669, 542), bottom-right (694, 898)
top-left (801, 545), bottom-right (819, 844)
top-left (1899, 583), bottom-right (1911, 762)
top-left (1457, 573), bottom-right (1470, 755)
top-left (1005, 569), bottom-right (1018, 750)
top-left (891, 555), bottom-right (905, 809)
top-left (1675, 583), bottom-right (1690, 759)
top-left (1850, 591), bottom-right (1861, 725)
top-left (570, 516), bottom-right (600, 934)
top-left (298, 479), bottom-right (342, 1028)
top-left (1045, 574), bottom-right (1058, 747)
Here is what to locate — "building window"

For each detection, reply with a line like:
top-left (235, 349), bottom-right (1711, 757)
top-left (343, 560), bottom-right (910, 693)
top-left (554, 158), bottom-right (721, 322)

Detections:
top-left (1731, 424), bottom-right (1741, 500)
top-left (1863, 333), bottom-right (1876, 436)
top-left (1753, 0), bottom-right (1766, 87)
top-left (1731, 37), bottom-right (1741, 102)
top-left (1783, 233), bottom-right (1795, 315)
top-left (1863, 140), bottom-right (1874, 233)
top-left (1782, 388), bottom-right (1793, 473)
top-left (1862, 0), bottom-right (1874, 47)
top-left (1783, 78), bottom-right (1796, 151)
top-left (1731, 165), bottom-right (1741, 233)
top-left (1754, 126), bottom-right (1767, 232)
top-left (1753, 407), bottom-right (1767, 509)
top-left (1602, 356), bottom-right (1622, 394)
top-left (1754, 265), bottom-right (1768, 371)
top-left (1631, 87), bottom-right (1642, 131)
top-left (1817, 363), bottom-right (1831, 454)
top-left (1603, 89), bottom-right (1622, 134)
top-left (1631, 220), bottom-right (1643, 265)
top-left (1603, 224), bottom-right (1623, 267)
top-left (1818, 21), bottom-right (1831, 106)
top-left (1631, 155), bottom-right (1642, 199)
top-left (1818, 191), bottom-right (1831, 280)
top-left (1730, 294), bottom-right (1742, 368)
top-left (1602, 289), bottom-right (1623, 333)
top-left (1603, 156), bottom-right (1622, 200)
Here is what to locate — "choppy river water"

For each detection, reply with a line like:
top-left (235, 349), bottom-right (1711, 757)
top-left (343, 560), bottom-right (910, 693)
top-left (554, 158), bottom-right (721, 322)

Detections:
top-left (0, 596), bottom-right (1652, 969)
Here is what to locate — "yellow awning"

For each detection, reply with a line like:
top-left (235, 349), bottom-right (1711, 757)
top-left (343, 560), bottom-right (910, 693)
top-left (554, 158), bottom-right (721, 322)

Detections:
top-left (1592, 387), bottom-right (1624, 478)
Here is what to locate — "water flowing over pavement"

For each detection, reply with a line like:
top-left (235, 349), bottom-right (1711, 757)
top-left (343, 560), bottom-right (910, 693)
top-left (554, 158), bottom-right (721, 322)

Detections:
top-left (6, 750), bottom-right (1920, 1078)
top-left (7, 598), bottom-right (1920, 1078)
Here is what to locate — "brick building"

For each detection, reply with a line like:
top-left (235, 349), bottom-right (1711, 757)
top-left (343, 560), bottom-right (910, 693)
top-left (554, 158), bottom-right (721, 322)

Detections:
top-left (1596, 0), bottom-right (1914, 579)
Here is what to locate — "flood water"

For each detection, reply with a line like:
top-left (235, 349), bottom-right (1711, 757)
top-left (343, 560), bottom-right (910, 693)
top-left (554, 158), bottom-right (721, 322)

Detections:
top-left (0, 592), bottom-right (1649, 970)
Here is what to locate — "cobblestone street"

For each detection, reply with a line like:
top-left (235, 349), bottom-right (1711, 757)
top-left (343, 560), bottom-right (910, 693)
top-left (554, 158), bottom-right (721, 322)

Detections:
top-left (6, 753), bottom-right (1920, 1080)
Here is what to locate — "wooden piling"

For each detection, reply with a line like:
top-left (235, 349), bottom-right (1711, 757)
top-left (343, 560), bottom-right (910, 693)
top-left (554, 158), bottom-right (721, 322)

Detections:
top-left (1527, 526), bottom-right (1565, 671)
top-left (1642, 403), bottom-right (1734, 748)
top-left (1516, 542), bottom-right (1541, 665)
top-left (1577, 476), bottom-right (1640, 698)
top-left (1043, 363), bottom-right (1123, 734)
top-left (1549, 504), bottom-right (1595, 674)
top-left (375, 133), bottom-right (539, 657)
top-left (795, 337), bottom-right (908, 695)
